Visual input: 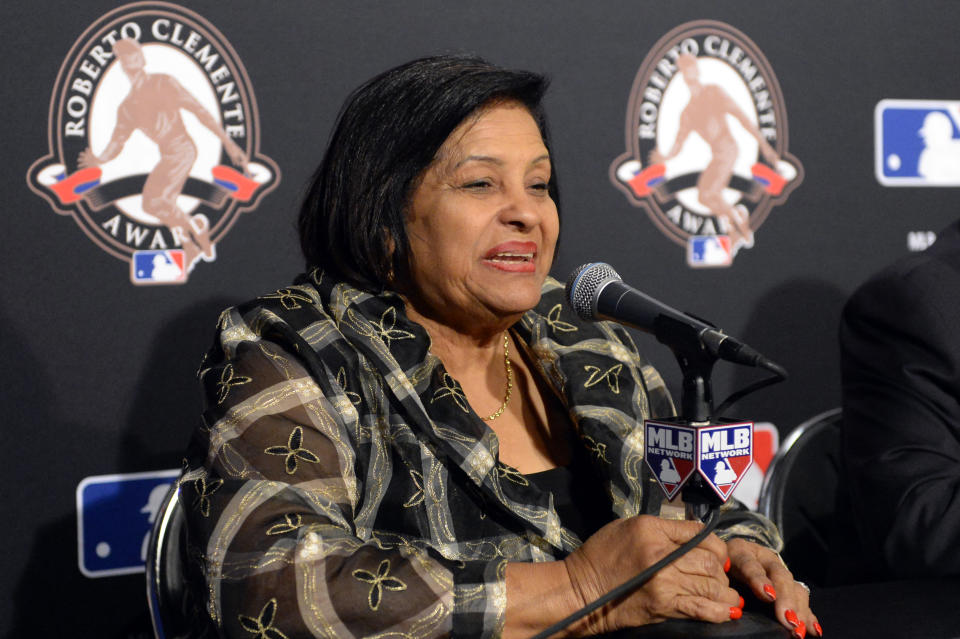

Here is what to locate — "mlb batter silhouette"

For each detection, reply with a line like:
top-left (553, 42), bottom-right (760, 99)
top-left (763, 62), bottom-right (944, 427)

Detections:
top-left (78, 38), bottom-right (248, 271)
top-left (713, 459), bottom-right (738, 485)
top-left (917, 111), bottom-right (960, 182)
top-left (659, 458), bottom-right (681, 483)
top-left (650, 53), bottom-right (779, 252)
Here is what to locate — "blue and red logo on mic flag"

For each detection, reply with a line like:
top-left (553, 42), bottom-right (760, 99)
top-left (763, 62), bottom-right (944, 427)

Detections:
top-left (645, 420), bottom-right (698, 500)
top-left (697, 422), bottom-right (754, 500)
top-left (645, 419), bottom-right (754, 501)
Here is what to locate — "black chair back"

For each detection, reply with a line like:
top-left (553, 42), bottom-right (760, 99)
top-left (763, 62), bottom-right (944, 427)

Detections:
top-left (758, 408), bottom-right (842, 586)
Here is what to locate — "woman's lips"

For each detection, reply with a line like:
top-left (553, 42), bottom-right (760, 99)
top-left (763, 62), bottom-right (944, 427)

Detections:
top-left (482, 241), bottom-right (538, 273)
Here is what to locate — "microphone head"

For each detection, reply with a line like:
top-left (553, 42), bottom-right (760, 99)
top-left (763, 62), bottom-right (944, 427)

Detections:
top-left (565, 262), bottom-right (621, 320)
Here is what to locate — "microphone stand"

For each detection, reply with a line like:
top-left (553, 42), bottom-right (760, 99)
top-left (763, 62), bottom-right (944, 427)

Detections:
top-left (653, 315), bottom-right (728, 521)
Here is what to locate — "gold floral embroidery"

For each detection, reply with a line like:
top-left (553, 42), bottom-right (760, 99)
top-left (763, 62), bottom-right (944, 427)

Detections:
top-left (403, 470), bottom-right (425, 508)
top-left (336, 367), bottom-right (362, 405)
top-left (260, 288), bottom-right (314, 311)
top-left (193, 476), bottom-right (223, 518)
top-left (374, 306), bottom-right (415, 347)
top-left (265, 426), bottom-right (320, 475)
top-left (497, 463), bottom-right (529, 486)
top-left (431, 373), bottom-right (469, 413)
top-left (545, 304), bottom-right (578, 333)
top-left (582, 435), bottom-right (610, 463)
top-left (266, 513), bottom-right (304, 536)
top-left (238, 598), bottom-right (289, 639)
top-left (583, 364), bottom-right (623, 394)
top-left (216, 364), bottom-right (252, 404)
top-left (352, 559), bottom-right (407, 611)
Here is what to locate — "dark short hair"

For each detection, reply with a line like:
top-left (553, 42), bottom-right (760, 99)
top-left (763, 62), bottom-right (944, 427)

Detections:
top-left (298, 54), bottom-right (558, 292)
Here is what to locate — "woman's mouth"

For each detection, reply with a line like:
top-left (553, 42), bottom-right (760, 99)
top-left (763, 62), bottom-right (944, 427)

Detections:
top-left (483, 242), bottom-right (538, 272)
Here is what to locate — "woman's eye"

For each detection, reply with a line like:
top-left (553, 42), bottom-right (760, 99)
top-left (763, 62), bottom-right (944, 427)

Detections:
top-left (463, 180), bottom-right (492, 190)
top-left (529, 181), bottom-right (549, 192)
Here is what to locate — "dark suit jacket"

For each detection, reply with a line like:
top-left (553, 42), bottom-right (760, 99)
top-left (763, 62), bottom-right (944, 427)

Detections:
top-left (837, 220), bottom-right (960, 580)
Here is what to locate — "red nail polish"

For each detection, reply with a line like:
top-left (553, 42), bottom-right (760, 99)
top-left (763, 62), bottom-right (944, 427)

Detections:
top-left (724, 557), bottom-right (731, 572)
top-left (763, 584), bottom-right (777, 600)
top-left (785, 609), bottom-right (799, 627)
top-left (792, 621), bottom-right (807, 638)
top-left (738, 595), bottom-right (745, 609)
top-left (814, 621), bottom-right (823, 636)
top-left (730, 606), bottom-right (743, 620)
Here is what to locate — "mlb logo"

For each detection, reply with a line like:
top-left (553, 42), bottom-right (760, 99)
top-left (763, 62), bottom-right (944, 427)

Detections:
top-left (697, 422), bottom-right (754, 500)
top-left (876, 99), bottom-right (960, 186)
top-left (730, 422), bottom-right (780, 510)
top-left (131, 250), bottom-right (186, 284)
top-left (76, 469), bottom-right (180, 577)
top-left (687, 236), bottom-right (732, 268)
top-left (644, 420), bottom-right (697, 500)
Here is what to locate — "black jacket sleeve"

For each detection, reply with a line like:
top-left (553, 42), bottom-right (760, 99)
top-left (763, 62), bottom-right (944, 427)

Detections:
top-left (840, 253), bottom-right (960, 578)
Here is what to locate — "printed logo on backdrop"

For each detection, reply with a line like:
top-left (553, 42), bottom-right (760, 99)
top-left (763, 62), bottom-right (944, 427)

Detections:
top-left (76, 469), bottom-right (179, 577)
top-left (611, 21), bottom-right (802, 268)
top-left (876, 99), bottom-right (960, 186)
top-left (27, 2), bottom-right (279, 284)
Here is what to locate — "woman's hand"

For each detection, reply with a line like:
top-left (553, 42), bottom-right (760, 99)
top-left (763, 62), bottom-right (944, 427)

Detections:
top-left (726, 538), bottom-right (821, 637)
top-left (563, 515), bottom-right (741, 635)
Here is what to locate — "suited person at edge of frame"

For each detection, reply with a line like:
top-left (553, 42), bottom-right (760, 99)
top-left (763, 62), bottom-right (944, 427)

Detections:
top-left (178, 55), bottom-right (820, 638)
top-left (834, 218), bottom-right (960, 586)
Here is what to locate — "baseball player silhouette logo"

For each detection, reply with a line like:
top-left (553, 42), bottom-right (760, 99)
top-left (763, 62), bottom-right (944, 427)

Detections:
top-left (28, 2), bottom-right (279, 284)
top-left (612, 21), bottom-right (802, 267)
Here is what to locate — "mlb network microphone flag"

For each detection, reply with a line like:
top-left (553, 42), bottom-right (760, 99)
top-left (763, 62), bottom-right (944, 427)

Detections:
top-left (645, 419), bottom-right (754, 502)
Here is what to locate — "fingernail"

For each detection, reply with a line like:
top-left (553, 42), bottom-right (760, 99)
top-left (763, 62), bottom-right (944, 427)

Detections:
top-left (724, 557), bottom-right (731, 572)
top-left (814, 621), bottom-right (823, 636)
top-left (730, 606), bottom-right (743, 620)
top-left (785, 609), bottom-right (799, 627)
top-left (738, 595), bottom-right (744, 609)
top-left (763, 584), bottom-right (777, 600)
top-left (792, 621), bottom-right (807, 639)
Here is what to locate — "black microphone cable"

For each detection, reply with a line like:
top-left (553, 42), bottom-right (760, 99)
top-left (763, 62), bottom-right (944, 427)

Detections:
top-left (528, 508), bottom-right (722, 639)
top-left (714, 365), bottom-right (788, 418)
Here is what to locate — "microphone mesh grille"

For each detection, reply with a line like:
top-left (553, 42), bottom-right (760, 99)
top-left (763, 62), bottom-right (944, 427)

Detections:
top-left (565, 262), bottom-right (621, 320)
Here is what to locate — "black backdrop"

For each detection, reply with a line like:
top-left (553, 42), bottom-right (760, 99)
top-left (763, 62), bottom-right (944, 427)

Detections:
top-left (4, 1), bottom-right (959, 635)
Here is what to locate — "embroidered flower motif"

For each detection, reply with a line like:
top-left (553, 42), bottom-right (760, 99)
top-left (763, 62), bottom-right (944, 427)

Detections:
top-left (216, 364), bottom-right (252, 404)
top-left (238, 598), bottom-right (289, 639)
top-left (266, 513), bottom-right (304, 536)
top-left (193, 476), bottom-right (223, 518)
top-left (583, 364), bottom-right (623, 394)
top-left (260, 288), bottom-right (314, 311)
top-left (431, 373), bottom-right (469, 413)
top-left (264, 426), bottom-right (320, 475)
top-left (352, 559), bottom-right (407, 611)
top-left (582, 435), bottom-right (610, 463)
top-left (336, 367), bottom-right (362, 405)
top-left (497, 463), bottom-right (530, 486)
top-left (374, 306), bottom-right (415, 347)
top-left (545, 304), bottom-right (578, 333)
top-left (403, 470), bottom-right (425, 508)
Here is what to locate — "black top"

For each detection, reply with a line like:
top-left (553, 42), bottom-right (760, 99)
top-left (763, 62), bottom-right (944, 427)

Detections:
top-left (525, 450), bottom-right (616, 542)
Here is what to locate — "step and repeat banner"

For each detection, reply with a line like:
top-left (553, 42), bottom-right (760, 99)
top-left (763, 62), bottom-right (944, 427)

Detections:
top-left (4, 1), bottom-right (959, 635)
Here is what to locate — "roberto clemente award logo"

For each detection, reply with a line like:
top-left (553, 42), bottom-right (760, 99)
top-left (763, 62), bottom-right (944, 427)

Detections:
top-left (611, 21), bottom-right (802, 267)
top-left (27, 2), bottom-right (279, 284)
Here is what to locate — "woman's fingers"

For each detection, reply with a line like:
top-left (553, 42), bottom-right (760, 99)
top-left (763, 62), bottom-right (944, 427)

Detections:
top-left (671, 594), bottom-right (745, 624)
top-left (726, 539), bottom-right (822, 637)
top-left (566, 516), bottom-right (747, 631)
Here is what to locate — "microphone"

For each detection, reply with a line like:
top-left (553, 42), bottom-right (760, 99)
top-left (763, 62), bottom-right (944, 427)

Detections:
top-left (565, 262), bottom-right (784, 376)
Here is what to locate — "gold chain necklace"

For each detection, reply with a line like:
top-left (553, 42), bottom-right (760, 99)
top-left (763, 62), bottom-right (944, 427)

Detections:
top-left (482, 332), bottom-right (513, 421)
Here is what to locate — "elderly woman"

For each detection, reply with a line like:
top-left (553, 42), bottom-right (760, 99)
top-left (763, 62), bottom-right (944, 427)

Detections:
top-left (181, 56), bottom-right (818, 638)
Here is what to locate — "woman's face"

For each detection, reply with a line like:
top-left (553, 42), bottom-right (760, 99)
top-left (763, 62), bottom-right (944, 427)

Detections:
top-left (403, 102), bottom-right (559, 330)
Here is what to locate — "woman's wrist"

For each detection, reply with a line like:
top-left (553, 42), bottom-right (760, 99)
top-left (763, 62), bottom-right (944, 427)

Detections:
top-left (503, 559), bottom-right (595, 639)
